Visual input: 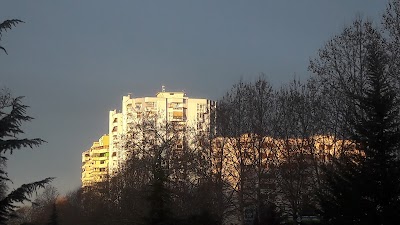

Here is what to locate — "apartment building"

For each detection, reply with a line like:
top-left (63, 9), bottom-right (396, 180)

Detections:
top-left (108, 88), bottom-right (216, 175)
top-left (211, 134), bottom-right (358, 225)
top-left (212, 134), bottom-right (357, 188)
top-left (81, 135), bottom-right (110, 187)
top-left (81, 88), bottom-right (216, 187)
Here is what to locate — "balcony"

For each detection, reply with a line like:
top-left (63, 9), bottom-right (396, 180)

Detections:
top-left (112, 126), bottom-right (118, 133)
top-left (91, 145), bottom-right (109, 151)
top-left (93, 156), bottom-right (108, 161)
top-left (97, 163), bottom-right (108, 168)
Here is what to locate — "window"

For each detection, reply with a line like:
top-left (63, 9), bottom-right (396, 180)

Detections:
top-left (197, 112), bottom-right (204, 120)
top-left (100, 160), bottom-right (105, 164)
top-left (112, 152), bottom-right (117, 157)
top-left (173, 111), bottom-right (183, 120)
top-left (100, 168), bottom-right (106, 172)
top-left (145, 102), bottom-right (156, 108)
top-left (197, 104), bottom-right (207, 113)
top-left (169, 102), bottom-right (183, 109)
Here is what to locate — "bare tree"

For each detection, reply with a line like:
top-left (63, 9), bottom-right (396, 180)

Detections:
top-left (30, 185), bottom-right (59, 224)
top-left (104, 108), bottom-right (221, 224)
top-left (309, 17), bottom-right (382, 139)
top-left (271, 80), bottom-right (321, 223)
top-left (383, 0), bottom-right (400, 90)
top-left (243, 76), bottom-right (277, 224)
top-left (216, 76), bottom-right (282, 225)
top-left (216, 78), bottom-right (253, 224)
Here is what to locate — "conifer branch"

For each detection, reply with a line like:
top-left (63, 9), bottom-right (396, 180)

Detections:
top-left (0, 177), bottom-right (54, 224)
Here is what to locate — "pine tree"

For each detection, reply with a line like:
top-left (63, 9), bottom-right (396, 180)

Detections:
top-left (1, 19), bottom-right (53, 224)
top-left (319, 39), bottom-right (400, 225)
top-left (0, 19), bottom-right (23, 54)
top-left (0, 93), bottom-right (54, 224)
top-left (352, 39), bottom-right (400, 225)
top-left (318, 151), bottom-right (364, 225)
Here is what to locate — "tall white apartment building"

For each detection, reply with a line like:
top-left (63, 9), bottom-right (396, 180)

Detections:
top-left (108, 88), bottom-right (216, 175)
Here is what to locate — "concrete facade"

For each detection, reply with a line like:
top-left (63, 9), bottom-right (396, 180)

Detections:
top-left (108, 89), bottom-right (216, 175)
top-left (82, 88), bottom-right (216, 187)
top-left (81, 135), bottom-right (110, 187)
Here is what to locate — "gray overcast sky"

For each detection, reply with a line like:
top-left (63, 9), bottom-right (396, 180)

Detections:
top-left (0, 1), bottom-right (387, 194)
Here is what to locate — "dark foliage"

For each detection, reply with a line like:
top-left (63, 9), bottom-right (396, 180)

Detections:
top-left (319, 39), bottom-right (400, 225)
top-left (0, 93), bottom-right (54, 224)
top-left (145, 152), bottom-right (174, 225)
top-left (0, 96), bottom-right (45, 154)
top-left (0, 18), bottom-right (53, 224)
top-left (0, 94), bottom-right (54, 224)
top-left (46, 203), bottom-right (58, 225)
top-left (179, 210), bottom-right (220, 225)
top-left (0, 19), bottom-right (23, 54)
top-left (253, 203), bottom-right (285, 225)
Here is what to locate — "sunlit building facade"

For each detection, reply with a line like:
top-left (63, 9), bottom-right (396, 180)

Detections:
top-left (108, 88), bottom-right (216, 175)
top-left (211, 134), bottom-right (358, 225)
top-left (81, 135), bottom-right (110, 187)
top-left (81, 88), bottom-right (216, 187)
top-left (212, 134), bottom-right (357, 188)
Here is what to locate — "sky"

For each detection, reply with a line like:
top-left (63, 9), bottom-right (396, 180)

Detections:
top-left (0, 1), bottom-right (388, 194)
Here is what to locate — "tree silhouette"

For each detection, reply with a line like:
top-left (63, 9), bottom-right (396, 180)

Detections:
top-left (0, 19), bottom-right (53, 224)
top-left (319, 38), bottom-right (400, 225)
top-left (146, 151), bottom-right (173, 225)
top-left (0, 19), bottom-right (23, 54)
top-left (0, 93), bottom-right (54, 224)
top-left (46, 203), bottom-right (58, 225)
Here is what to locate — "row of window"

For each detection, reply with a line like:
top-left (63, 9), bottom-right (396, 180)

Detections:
top-left (82, 168), bottom-right (106, 172)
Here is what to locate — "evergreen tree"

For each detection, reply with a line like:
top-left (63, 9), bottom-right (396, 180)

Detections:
top-left (352, 39), bottom-right (400, 225)
top-left (0, 19), bottom-right (23, 54)
top-left (0, 94), bottom-right (54, 224)
top-left (0, 19), bottom-right (53, 224)
top-left (319, 38), bottom-right (400, 225)
top-left (318, 151), bottom-right (364, 225)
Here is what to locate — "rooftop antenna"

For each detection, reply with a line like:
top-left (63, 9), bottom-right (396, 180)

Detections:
top-left (161, 85), bottom-right (166, 92)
